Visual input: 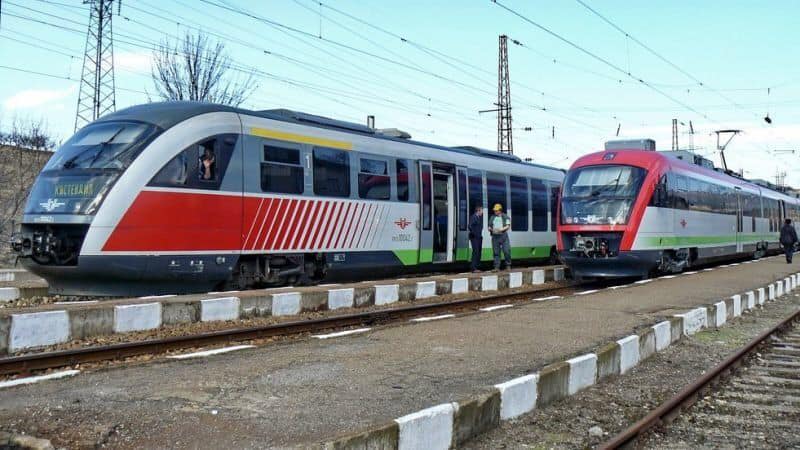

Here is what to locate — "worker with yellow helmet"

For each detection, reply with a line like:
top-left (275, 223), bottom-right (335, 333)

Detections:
top-left (488, 203), bottom-right (512, 271)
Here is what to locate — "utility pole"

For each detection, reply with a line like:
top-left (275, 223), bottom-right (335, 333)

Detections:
top-left (497, 35), bottom-right (513, 154)
top-left (75, 0), bottom-right (117, 131)
top-left (714, 129), bottom-right (741, 171)
top-left (671, 119), bottom-right (678, 150)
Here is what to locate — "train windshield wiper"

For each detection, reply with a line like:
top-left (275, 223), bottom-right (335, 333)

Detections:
top-left (590, 172), bottom-right (624, 197)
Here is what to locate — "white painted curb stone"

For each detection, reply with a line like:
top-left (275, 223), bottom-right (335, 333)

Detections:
top-left (327, 288), bottom-right (355, 310)
top-left (200, 297), bottom-right (240, 322)
top-left (745, 291), bottom-right (756, 310)
top-left (0, 287), bottom-right (20, 303)
top-left (758, 287), bottom-right (766, 305)
top-left (768, 284), bottom-right (776, 301)
top-left (652, 321), bottom-right (671, 351)
top-left (731, 294), bottom-right (742, 317)
top-left (450, 278), bottom-right (469, 294)
top-left (374, 284), bottom-right (399, 305)
top-left (10, 310), bottom-right (70, 352)
top-left (712, 301), bottom-right (727, 327)
top-left (508, 272), bottom-right (522, 289)
top-left (481, 275), bottom-right (498, 291)
top-left (675, 307), bottom-right (707, 335)
top-left (395, 403), bottom-right (457, 450)
top-left (495, 374), bottom-right (539, 420)
top-left (776, 281), bottom-right (784, 298)
top-left (415, 281), bottom-right (436, 299)
top-left (617, 335), bottom-right (640, 374)
top-left (0, 273), bottom-right (14, 282)
top-left (272, 292), bottom-right (301, 316)
top-left (553, 267), bottom-right (565, 281)
top-left (531, 269), bottom-right (545, 285)
top-left (567, 353), bottom-right (597, 395)
top-left (114, 303), bottom-right (162, 333)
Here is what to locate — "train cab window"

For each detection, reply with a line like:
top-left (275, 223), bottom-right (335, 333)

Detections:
top-left (313, 147), bottom-right (350, 197)
top-left (510, 176), bottom-right (529, 231)
top-left (149, 134), bottom-right (237, 190)
top-left (530, 178), bottom-right (548, 231)
top-left (358, 158), bottom-right (390, 200)
top-left (468, 169), bottom-right (484, 215)
top-left (261, 144), bottom-right (304, 194)
top-left (396, 159), bottom-right (410, 201)
top-left (486, 172), bottom-right (507, 214)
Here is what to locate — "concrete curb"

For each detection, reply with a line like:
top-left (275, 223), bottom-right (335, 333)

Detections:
top-left (0, 267), bottom-right (567, 354)
top-left (321, 272), bottom-right (800, 450)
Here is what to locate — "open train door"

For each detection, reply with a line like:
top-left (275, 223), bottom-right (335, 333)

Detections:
top-left (418, 160), bottom-right (434, 264)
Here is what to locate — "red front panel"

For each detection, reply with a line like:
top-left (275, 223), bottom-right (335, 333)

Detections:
top-left (103, 190), bottom-right (243, 252)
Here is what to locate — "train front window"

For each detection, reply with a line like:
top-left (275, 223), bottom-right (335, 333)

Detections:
top-left (561, 165), bottom-right (646, 225)
top-left (45, 121), bottom-right (158, 171)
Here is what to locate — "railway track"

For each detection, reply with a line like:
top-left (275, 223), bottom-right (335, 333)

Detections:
top-left (0, 283), bottom-right (579, 377)
top-left (600, 307), bottom-right (800, 449)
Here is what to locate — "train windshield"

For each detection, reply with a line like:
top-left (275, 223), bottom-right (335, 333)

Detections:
top-left (561, 165), bottom-right (646, 225)
top-left (44, 121), bottom-right (159, 171)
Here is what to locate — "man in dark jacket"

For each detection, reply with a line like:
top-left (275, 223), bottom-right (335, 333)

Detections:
top-left (780, 218), bottom-right (798, 263)
top-left (468, 205), bottom-right (483, 272)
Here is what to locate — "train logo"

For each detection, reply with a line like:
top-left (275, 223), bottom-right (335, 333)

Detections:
top-left (394, 218), bottom-right (411, 230)
top-left (38, 198), bottom-right (65, 212)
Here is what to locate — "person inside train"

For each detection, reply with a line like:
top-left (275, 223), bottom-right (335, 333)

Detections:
top-left (468, 205), bottom-right (484, 273)
top-left (780, 218), bottom-right (798, 264)
top-left (489, 203), bottom-right (512, 271)
top-left (199, 144), bottom-right (217, 181)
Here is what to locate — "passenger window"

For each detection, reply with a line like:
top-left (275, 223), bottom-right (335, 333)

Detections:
top-left (313, 147), bottom-right (350, 197)
top-left (421, 164), bottom-right (432, 230)
top-left (486, 172), bottom-right (507, 214)
top-left (468, 169), bottom-right (483, 215)
top-left (358, 157), bottom-right (390, 200)
top-left (530, 178), bottom-right (548, 231)
top-left (261, 144), bottom-right (304, 194)
top-left (510, 176), bottom-right (529, 231)
top-left (548, 183), bottom-right (560, 231)
top-left (458, 169), bottom-right (468, 231)
top-left (150, 134), bottom-right (237, 190)
top-left (396, 159), bottom-right (410, 201)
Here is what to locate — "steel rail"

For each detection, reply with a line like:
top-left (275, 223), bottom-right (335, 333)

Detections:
top-left (599, 307), bottom-right (800, 449)
top-left (0, 284), bottom-right (575, 377)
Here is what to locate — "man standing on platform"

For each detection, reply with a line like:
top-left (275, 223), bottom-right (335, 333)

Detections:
top-left (468, 205), bottom-right (484, 272)
top-left (780, 218), bottom-right (798, 264)
top-left (489, 203), bottom-right (512, 271)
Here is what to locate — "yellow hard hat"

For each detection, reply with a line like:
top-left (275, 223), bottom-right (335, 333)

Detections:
top-left (493, 203), bottom-right (503, 211)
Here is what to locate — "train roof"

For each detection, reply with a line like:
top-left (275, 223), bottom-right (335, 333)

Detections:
top-left (97, 101), bottom-right (563, 173)
top-left (571, 149), bottom-right (799, 201)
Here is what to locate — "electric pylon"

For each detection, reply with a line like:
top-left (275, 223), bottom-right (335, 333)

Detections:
top-left (75, 0), bottom-right (116, 131)
top-left (497, 35), bottom-right (513, 154)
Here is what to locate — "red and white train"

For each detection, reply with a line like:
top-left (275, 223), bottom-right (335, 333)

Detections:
top-left (13, 102), bottom-right (565, 295)
top-left (557, 139), bottom-right (800, 279)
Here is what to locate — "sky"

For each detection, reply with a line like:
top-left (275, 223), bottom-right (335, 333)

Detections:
top-left (0, 0), bottom-right (799, 185)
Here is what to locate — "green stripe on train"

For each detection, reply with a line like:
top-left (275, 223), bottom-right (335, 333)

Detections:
top-left (393, 245), bottom-right (552, 266)
top-left (639, 233), bottom-right (779, 248)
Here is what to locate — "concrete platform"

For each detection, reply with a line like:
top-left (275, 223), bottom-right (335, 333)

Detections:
top-left (0, 256), bottom-right (796, 449)
top-left (0, 266), bottom-right (565, 354)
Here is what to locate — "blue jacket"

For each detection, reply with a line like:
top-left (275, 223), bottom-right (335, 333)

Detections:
top-left (468, 213), bottom-right (483, 240)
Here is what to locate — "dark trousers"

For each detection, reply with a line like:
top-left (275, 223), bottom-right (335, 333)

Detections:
top-left (492, 233), bottom-right (511, 269)
top-left (785, 245), bottom-right (795, 263)
top-left (470, 238), bottom-right (482, 271)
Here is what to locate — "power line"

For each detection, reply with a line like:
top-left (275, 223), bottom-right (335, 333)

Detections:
top-left (492, 0), bottom-right (713, 122)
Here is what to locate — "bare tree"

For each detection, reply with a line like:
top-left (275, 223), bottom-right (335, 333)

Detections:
top-left (151, 31), bottom-right (258, 107)
top-left (0, 118), bottom-right (55, 265)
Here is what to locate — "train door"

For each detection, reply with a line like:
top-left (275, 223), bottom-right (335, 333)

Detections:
top-left (418, 161), bottom-right (434, 263)
top-left (432, 168), bottom-right (455, 263)
top-left (456, 168), bottom-right (469, 262)
top-left (735, 187), bottom-right (743, 253)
